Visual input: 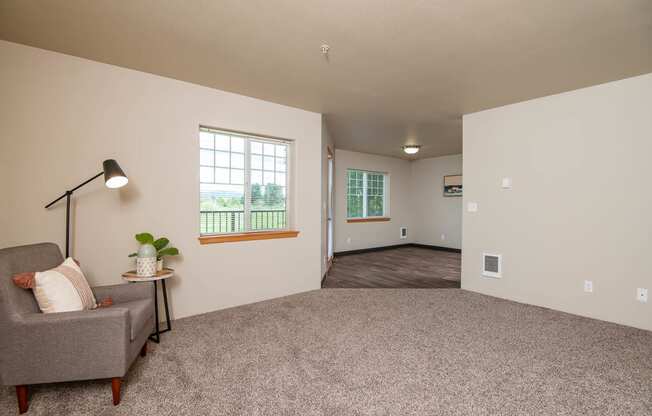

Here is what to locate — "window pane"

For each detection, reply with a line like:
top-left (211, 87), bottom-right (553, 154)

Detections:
top-left (347, 170), bottom-right (364, 218)
top-left (347, 195), bottom-right (363, 218)
top-left (200, 183), bottom-right (244, 234)
top-left (231, 169), bottom-right (244, 185)
top-left (368, 174), bottom-right (383, 196)
top-left (251, 141), bottom-right (262, 154)
top-left (275, 157), bottom-right (286, 172)
top-left (250, 210), bottom-right (286, 231)
top-left (200, 149), bottom-right (214, 166)
top-left (250, 183), bottom-right (263, 207)
top-left (231, 136), bottom-right (244, 153)
top-left (215, 168), bottom-right (229, 184)
top-left (367, 195), bottom-right (384, 217)
top-left (263, 171), bottom-right (274, 185)
top-left (200, 129), bottom-right (290, 235)
top-left (215, 151), bottom-right (230, 168)
top-left (251, 169), bottom-right (262, 185)
top-left (231, 153), bottom-right (244, 169)
top-left (251, 155), bottom-right (262, 170)
top-left (200, 132), bottom-right (214, 149)
top-left (263, 156), bottom-right (274, 171)
top-left (251, 183), bottom-right (286, 231)
top-left (264, 143), bottom-right (275, 155)
top-left (347, 170), bottom-right (385, 218)
top-left (200, 166), bottom-right (214, 183)
top-left (215, 134), bottom-right (230, 151)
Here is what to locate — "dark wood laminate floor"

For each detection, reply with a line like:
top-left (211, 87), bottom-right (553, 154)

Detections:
top-left (322, 246), bottom-right (461, 288)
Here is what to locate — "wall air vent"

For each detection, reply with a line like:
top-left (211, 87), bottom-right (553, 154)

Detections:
top-left (482, 253), bottom-right (502, 278)
top-left (400, 227), bottom-right (408, 239)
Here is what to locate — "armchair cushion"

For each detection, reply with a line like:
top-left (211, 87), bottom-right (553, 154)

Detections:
top-left (119, 299), bottom-right (154, 341)
top-left (92, 283), bottom-right (155, 341)
top-left (4, 308), bottom-right (131, 385)
top-left (92, 282), bottom-right (152, 304)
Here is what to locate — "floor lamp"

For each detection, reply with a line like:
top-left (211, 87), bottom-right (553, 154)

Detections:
top-left (45, 159), bottom-right (128, 257)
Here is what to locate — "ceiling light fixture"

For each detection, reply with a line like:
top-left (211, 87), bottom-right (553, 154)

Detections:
top-left (402, 145), bottom-right (420, 155)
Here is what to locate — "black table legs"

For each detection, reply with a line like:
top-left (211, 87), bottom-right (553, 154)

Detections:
top-left (149, 279), bottom-right (171, 343)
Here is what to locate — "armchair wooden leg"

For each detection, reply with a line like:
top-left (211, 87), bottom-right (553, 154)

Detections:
top-left (140, 341), bottom-right (147, 357)
top-left (16, 385), bottom-right (28, 414)
top-left (111, 378), bottom-right (121, 406)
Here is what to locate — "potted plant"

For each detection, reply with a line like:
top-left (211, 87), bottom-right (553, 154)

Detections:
top-left (129, 233), bottom-right (180, 272)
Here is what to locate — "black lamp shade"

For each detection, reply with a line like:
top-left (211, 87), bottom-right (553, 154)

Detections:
top-left (103, 159), bottom-right (128, 189)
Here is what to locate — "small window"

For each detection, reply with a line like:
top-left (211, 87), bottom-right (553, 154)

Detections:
top-left (346, 169), bottom-right (388, 218)
top-left (200, 127), bottom-right (290, 235)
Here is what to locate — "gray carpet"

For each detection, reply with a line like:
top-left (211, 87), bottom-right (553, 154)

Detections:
top-left (2, 289), bottom-right (651, 415)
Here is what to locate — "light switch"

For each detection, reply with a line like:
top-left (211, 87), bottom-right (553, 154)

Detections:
top-left (467, 202), bottom-right (478, 213)
top-left (501, 177), bottom-right (512, 189)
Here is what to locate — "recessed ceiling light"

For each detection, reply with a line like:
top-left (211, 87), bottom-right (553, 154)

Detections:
top-left (402, 145), bottom-right (420, 155)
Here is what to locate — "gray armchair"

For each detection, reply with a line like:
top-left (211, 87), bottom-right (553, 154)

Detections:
top-left (0, 243), bottom-right (154, 413)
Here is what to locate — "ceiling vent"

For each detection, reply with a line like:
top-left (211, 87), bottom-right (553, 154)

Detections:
top-left (482, 253), bottom-right (502, 278)
top-left (400, 227), bottom-right (408, 239)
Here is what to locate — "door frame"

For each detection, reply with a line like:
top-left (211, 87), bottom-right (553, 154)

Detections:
top-left (327, 146), bottom-right (334, 271)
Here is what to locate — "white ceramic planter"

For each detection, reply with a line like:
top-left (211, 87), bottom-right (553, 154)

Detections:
top-left (137, 257), bottom-right (157, 277)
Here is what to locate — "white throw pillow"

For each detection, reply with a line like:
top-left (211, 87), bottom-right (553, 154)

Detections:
top-left (33, 257), bottom-right (98, 313)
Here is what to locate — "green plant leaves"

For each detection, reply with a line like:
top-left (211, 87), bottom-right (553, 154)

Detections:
top-left (132, 233), bottom-right (179, 259)
top-left (135, 233), bottom-right (154, 244)
top-left (157, 247), bottom-right (179, 257)
top-left (153, 238), bottom-right (169, 251)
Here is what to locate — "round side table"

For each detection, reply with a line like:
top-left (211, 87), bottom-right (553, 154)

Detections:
top-left (122, 268), bottom-right (173, 343)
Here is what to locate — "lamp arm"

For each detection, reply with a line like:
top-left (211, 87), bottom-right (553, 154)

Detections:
top-left (44, 171), bottom-right (104, 208)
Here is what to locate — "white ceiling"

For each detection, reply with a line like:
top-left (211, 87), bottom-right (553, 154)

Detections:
top-left (1, 0), bottom-right (651, 159)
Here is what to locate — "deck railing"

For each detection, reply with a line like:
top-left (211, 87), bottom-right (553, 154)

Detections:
top-left (200, 210), bottom-right (286, 234)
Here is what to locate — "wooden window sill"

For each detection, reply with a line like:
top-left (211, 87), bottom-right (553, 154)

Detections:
top-left (198, 230), bottom-right (300, 244)
top-left (346, 217), bottom-right (391, 223)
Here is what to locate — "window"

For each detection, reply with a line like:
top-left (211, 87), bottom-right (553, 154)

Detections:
top-left (347, 169), bottom-right (388, 219)
top-left (199, 127), bottom-right (290, 235)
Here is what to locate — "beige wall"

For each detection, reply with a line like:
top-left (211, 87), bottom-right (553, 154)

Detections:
top-left (411, 155), bottom-right (463, 249)
top-left (462, 73), bottom-right (652, 331)
top-left (334, 149), bottom-right (414, 252)
top-left (0, 41), bottom-right (323, 320)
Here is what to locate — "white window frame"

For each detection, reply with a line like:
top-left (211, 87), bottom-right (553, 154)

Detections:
top-left (346, 169), bottom-right (389, 219)
top-left (199, 126), bottom-right (292, 235)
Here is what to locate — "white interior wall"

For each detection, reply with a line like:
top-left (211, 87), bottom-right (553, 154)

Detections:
top-left (333, 150), bottom-right (415, 252)
top-left (333, 149), bottom-right (463, 252)
top-left (411, 155), bottom-right (463, 249)
top-left (0, 41), bottom-right (323, 320)
top-left (462, 72), bottom-right (652, 331)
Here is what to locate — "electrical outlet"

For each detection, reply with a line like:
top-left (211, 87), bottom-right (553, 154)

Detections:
top-left (467, 202), bottom-right (478, 212)
top-left (584, 280), bottom-right (593, 293)
top-left (346, 237), bottom-right (351, 244)
top-left (636, 288), bottom-right (648, 303)
top-left (440, 234), bottom-right (446, 241)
